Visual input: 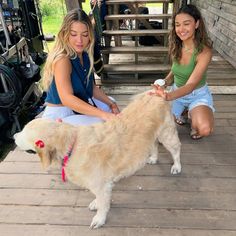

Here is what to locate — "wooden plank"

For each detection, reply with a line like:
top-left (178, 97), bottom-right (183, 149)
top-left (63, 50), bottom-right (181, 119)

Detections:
top-left (214, 94), bottom-right (236, 101)
top-left (0, 173), bottom-right (236, 192)
top-left (0, 189), bottom-right (235, 210)
top-left (101, 46), bottom-right (168, 54)
top-left (105, 14), bottom-right (172, 20)
top-left (1, 225), bottom-right (236, 236)
top-left (104, 64), bottom-right (170, 73)
top-left (229, 120), bottom-right (236, 126)
top-left (0, 205), bottom-right (235, 230)
top-left (5, 149), bottom-right (236, 166)
top-left (208, 81), bottom-right (236, 86)
top-left (214, 105), bottom-right (236, 112)
top-left (214, 113), bottom-right (236, 119)
top-left (208, 64), bottom-right (234, 69)
top-left (101, 77), bottom-right (236, 86)
top-left (101, 85), bottom-right (236, 95)
top-left (210, 60), bottom-right (231, 65)
top-left (103, 29), bottom-right (170, 36)
top-left (1, 160), bottom-right (236, 178)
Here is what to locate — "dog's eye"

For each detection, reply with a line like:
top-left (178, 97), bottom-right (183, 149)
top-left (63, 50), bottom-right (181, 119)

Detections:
top-left (26, 149), bottom-right (37, 154)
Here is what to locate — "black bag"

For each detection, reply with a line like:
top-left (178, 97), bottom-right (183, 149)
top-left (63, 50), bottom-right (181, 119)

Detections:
top-left (0, 64), bottom-right (22, 109)
top-left (19, 61), bottom-right (40, 80)
top-left (139, 21), bottom-right (163, 46)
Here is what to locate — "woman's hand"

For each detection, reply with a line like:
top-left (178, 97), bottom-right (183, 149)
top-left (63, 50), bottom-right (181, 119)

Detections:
top-left (101, 111), bottom-right (117, 121)
top-left (150, 84), bottom-right (168, 100)
top-left (110, 103), bottom-right (120, 114)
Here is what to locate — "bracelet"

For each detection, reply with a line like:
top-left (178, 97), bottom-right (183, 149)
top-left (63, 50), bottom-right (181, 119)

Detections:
top-left (164, 91), bottom-right (169, 101)
top-left (109, 101), bottom-right (117, 109)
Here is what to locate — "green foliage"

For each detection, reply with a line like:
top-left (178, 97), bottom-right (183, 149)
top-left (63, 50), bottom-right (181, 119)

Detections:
top-left (82, 0), bottom-right (91, 14)
top-left (40, 0), bottom-right (91, 36)
top-left (42, 16), bottom-right (63, 35)
top-left (39, 0), bottom-right (66, 17)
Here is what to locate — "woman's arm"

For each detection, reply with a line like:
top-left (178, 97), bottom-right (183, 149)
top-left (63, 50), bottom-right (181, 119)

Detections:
top-left (166, 46), bottom-right (212, 101)
top-left (164, 71), bottom-right (174, 86)
top-left (93, 84), bottom-right (120, 114)
top-left (54, 57), bottom-right (116, 120)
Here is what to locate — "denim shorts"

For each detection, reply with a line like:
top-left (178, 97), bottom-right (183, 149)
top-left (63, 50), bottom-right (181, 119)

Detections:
top-left (171, 84), bottom-right (215, 119)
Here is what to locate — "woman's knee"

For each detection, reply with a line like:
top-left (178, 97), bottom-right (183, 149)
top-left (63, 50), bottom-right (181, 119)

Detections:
top-left (197, 124), bottom-right (213, 137)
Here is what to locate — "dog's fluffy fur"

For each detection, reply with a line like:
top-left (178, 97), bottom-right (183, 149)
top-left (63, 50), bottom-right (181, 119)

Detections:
top-left (14, 91), bottom-right (181, 228)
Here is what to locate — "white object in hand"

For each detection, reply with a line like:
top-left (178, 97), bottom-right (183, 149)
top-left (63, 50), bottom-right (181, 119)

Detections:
top-left (154, 79), bottom-right (165, 87)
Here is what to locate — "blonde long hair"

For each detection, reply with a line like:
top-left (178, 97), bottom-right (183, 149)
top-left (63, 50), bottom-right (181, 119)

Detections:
top-left (42, 9), bottom-right (95, 90)
top-left (169, 4), bottom-right (212, 62)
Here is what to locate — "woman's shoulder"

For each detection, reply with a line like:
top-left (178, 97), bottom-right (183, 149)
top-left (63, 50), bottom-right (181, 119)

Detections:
top-left (196, 45), bottom-right (212, 62)
top-left (54, 55), bottom-right (71, 66)
top-left (198, 45), bottom-right (212, 55)
top-left (53, 55), bottom-right (72, 73)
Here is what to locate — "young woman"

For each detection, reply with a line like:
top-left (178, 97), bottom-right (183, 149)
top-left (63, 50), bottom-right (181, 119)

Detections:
top-left (152, 4), bottom-right (214, 139)
top-left (42, 9), bottom-right (119, 126)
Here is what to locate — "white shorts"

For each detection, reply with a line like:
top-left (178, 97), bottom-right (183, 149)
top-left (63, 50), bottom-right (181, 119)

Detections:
top-left (42, 97), bottom-right (112, 126)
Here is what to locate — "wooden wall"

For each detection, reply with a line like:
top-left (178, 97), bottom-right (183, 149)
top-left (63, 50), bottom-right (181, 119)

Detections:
top-left (191, 0), bottom-right (236, 68)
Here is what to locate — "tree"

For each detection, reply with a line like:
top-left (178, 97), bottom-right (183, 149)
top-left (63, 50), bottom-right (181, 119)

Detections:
top-left (64, 0), bottom-right (83, 11)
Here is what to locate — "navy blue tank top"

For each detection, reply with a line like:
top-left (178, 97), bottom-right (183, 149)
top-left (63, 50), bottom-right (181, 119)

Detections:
top-left (45, 52), bottom-right (94, 104)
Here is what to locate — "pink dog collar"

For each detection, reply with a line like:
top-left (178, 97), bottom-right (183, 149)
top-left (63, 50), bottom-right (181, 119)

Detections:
top-left (62, 156), bottom-right (69, 182)
top-left (61, 142), bottom-right (75, 182)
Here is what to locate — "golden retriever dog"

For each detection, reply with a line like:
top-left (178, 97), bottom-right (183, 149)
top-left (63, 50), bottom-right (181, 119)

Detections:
top-left (14, 91), bottom-right (181, 229)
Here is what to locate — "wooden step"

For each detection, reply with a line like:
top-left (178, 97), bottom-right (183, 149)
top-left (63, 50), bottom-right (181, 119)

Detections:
top-left (106, 0), bottom-right (172, 5)
top-left (101, 46), bottom-right (168, 54)
top-left (103, 64), bottom-right (170, 73)
top-left (103, 29), bottom-right (169, 36)
top-left (105, 14), bottom-right (172, 21)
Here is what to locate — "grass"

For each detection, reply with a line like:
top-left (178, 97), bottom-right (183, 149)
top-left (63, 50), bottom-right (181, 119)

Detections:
top-left (82, 0), bottom-right (91, 14)
top-left (42, 16), bottom-right (64, 36)
top-left (41, 0), bottom-right (91, 52)
top-left (42, 0), bottom-right (91, 35)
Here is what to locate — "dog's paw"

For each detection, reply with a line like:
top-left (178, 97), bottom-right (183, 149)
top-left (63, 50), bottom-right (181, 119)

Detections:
top-left (147, 155), bottom-right (158, 165)
top-left (171, 163), bottom-right (181, 174)
top-left (89, 199), bottom-right (97, 211)
top-left (90, 214), bottom-right (106, 229)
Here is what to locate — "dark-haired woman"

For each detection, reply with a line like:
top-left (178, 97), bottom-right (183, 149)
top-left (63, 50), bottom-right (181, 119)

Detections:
top-left (152, 4), bottom-right (214, 139)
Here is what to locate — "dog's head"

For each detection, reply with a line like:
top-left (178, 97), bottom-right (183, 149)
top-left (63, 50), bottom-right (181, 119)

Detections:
top-left (14, 118), bottom-right (76, 169)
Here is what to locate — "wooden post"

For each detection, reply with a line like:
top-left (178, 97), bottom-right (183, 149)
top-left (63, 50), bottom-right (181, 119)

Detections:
top-left (64, 0), bottom-right (84, 11)
top-left (181, 0), bottom-right (188, 7)
top-left (173, 0), bottom-right (181, 15)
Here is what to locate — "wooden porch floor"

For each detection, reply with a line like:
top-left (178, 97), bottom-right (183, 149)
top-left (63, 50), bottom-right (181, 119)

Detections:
top-left (0, 52), bottom-right (236, 235)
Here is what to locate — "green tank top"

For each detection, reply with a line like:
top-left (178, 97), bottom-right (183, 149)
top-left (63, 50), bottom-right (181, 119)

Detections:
top-left (171, 49), bottom-right (206, 88)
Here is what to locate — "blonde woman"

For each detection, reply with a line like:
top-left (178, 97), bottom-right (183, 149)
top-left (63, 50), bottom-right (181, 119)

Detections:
top-left (42, 9), bottom-right (119, 125)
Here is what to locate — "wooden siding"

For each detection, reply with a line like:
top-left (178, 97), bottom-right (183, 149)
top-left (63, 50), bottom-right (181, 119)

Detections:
top-left (191, 0), bottom-right (236, 68)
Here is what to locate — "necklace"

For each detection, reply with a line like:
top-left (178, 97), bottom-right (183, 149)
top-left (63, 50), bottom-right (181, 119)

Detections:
top-left (182, 45), bottom-right (194, 53)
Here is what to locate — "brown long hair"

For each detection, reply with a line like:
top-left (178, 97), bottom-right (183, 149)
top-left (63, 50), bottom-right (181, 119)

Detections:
top-left (42, 9), bottom-right (95, 90)
top-left (169, 4), bottom-right (212, 62)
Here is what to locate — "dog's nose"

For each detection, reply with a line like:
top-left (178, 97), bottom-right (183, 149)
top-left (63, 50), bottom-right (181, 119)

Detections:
top-left (26, 149), bottom-right (37, 154)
